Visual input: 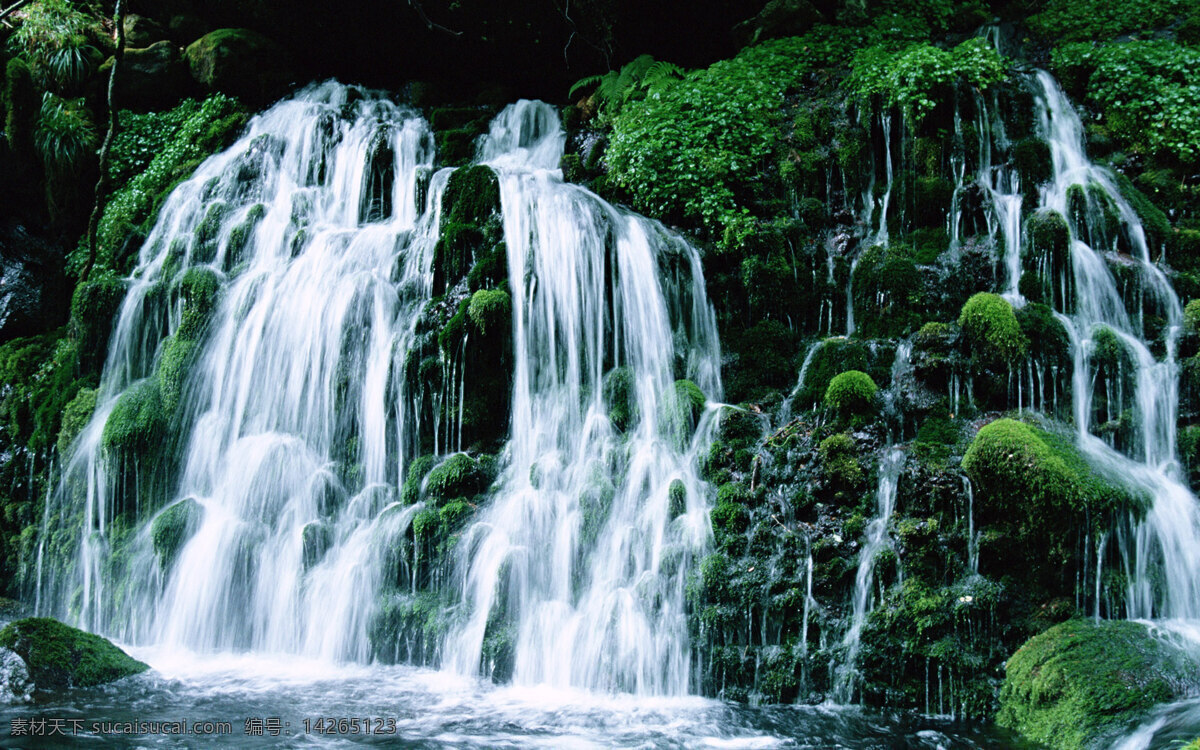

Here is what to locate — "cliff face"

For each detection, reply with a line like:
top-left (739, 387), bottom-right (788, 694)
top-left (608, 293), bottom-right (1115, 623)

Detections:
top-left (1, 0), bottom-right (1199, 739)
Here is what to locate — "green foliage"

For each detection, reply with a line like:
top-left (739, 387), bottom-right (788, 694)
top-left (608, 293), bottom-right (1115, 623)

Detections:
top-left (150, 498), bottom-right (202, 569)
top-left (569, 54), bottom-right (685, 122)
top-left (0, 332), bottom-right (82, 456)
top-left (107, 102), bottom-right (206, 191)
top-left (1029, 0), bottom-right (1187, 43)
top-left (101, 378), bottom-right (166, 457)
top-left (0, 617), bottom-right (149, 689)
top-left (824, 370), bottom-right (878, 416)
top-left (607, 36), bottom-right (821, 243)
top-left (1185, 299), bottom-right (1200, 333)
top-left (1052, 41), bottom-right (1200, 162)
top-left (34, 92), bottom-right (96, 175)
top-left (86, 94), bottom-right (248, 276)
top-left (998, 619), bottom-right (1200, 750)
top-left (467, 289), bottom-right (511, 337)
top-left (443, 165), bottom-right (500, 225)
top-left (957, 293), bottom-right (1027, 365)
top-left (848, 38), bottom-right (1006, 121)
top-left (57, 387), bottom-right (96, 457)
top-left (7, 0), bottom-right (101, 93)
top-left (798, 338), bottom-right (871, 405)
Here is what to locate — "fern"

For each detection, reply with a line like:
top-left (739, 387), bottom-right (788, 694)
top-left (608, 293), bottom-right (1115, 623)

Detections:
top-left (569, 54), bottom-right (687, 122)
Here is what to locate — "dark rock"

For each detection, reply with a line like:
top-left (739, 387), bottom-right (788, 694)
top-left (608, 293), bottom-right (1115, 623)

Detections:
top-left (185, 28), bottom-right (295, 106)
top-left (100, 41), bottom-right (191, 113)
top-left (0, 223), bottom-right (67, 345)
top-left (123, 14), bottom-right (168, 48)
top-left (734, 0), bottom-right (822, 48)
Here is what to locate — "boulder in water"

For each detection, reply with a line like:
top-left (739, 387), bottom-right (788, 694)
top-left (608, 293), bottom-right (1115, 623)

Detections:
top-left (0, 618), bottom-right (149, 690)
top-left (998, 619), bottom-right (1200, 750)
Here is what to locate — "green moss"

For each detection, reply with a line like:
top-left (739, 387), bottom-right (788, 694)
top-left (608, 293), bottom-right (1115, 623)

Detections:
top-left (798, 337), bottom-right (870, 404)
top-left (467, 242), bottom-right (507, 293)
top-left (1014, 138), bottom-right (1051, 188)
top-left (4, 58), bottom-right (36, 160)
top-left (958, 293), bottom-right (1027, 365)
top-left (824, 370), bottom-right (878, 416)
top-left (818, 432), bottom-right (865, 489)
top-left (668, 479), bottom-right (687, 518)
top-left (1185, 299), bottom-right (1200, 333)
top-left (662, 379), bottom-right (706, 448)
top-left (443, 165), bottom-right (500, 226)
top-left (150, 498), bottom-right (202, 569)
top-left (425, 453), bottom-right (487, 506)
top-left (57, 387), bottom-right (97, 457)
top-left (225, 203), bottom-right (265, 270)
top-left (998, 619), bottom-right (1200, 750)
top-left (155, 336), bottom-right (197, 415)
top-left (69, 272), bottom-right (126, 373)
top-left (603, 366), bottom-right (637, 432)
top-left (89, 94), bottom-right (247, 275)
top-left (0, 617), bottom-right (148, 689)
top-left (173, 266), bottom-right (221, 340)
top-left (962, 419), bottom-right (1145, 537)
top-left (101, 379), bottom-right (166, 457)
top-left (467, 288), bottom-right (511, 337)
top-left (401, 455), bottom-right (437, 505)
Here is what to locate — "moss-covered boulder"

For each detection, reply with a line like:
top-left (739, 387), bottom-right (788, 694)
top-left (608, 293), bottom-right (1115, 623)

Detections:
top-left (57, 387), bottom-right (97, 457)
top-left (0, 618), bottom-right (148, 690)
top-left (824, 370), bottom-right (878, 417)
top-left (467, 288), bottom-right (510, 337)
top-left (958, 292), bottom-right (1027, 366)
top-left (102, 378), bottom-right (167, 457)
top-left (185, 28), bottom-right (294, 105)
top-left (603, 366), bottom-right (638, 432)
top-left (151, 498), bottom-right (203, 568)
top-left (425, 453), bottom-right (488, 506)
top-left (998, 619), bottom-right (1200, 750)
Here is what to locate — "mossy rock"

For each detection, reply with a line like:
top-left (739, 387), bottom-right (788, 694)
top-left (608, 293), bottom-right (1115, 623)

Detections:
top-left (57, 387), bottom-right (98, 457)
top-left (958, 292), bottom-right (1027, 365)
top-left (151, 498), bottom-right (202, 568)
top-left (401, 455), bottom-right (437, 505)
top-left (173, 266), bottom-right (221, 340)
top-left (155, 336), bottom-right (198, 415)
top-left (69, 273), bottom-right (126, 373)
top-left (818, 432), bottom-right (865, 490)
top-left (102, 379), bottom-right (167, 457)
top-left (603, 366), bottom-right (638, 432)
top-left (668, 479), bottom-right (687, 519)
top-left (425, 453), bottom-right (487, 506)
top-left (184, 28), bottom-right (294, 105)
top-left (824, 370), bottom-right (878, 416)
top-left (661, 379), bottom-right (706, 447)
top-left (998, 619), bottom-right (1200, 750)
top-left (442, 165), bottom-right (500, 226)
top-left (0, 618), bottom-right (148, 690)
top-left (467, 288), bottom-right (510, 337)
top-left (962, 419), bottom-right (1145, 536)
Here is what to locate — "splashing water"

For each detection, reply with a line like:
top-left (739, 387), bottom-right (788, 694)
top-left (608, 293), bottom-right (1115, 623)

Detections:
top-left (443, 100), bottom-right (722, 695)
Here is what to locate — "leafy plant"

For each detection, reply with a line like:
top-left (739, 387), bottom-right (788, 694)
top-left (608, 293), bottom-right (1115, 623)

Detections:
top-left (1052, 40), bottom-right (1200, 163)
top-left (35, 92), bottom-right (96, 176)
top-left (8, 0), bottom-right (102, 93)
top-left (569, 54), bottom-right (684, 122)
top-left (847, 38), bottom-right (1007, 121)
top-left (1028, 0), bottom-right (1186, 43)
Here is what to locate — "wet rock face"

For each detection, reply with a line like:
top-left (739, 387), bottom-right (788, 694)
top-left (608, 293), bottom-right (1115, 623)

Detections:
top-left (0, 224), bottom-right (67, 345)
top-left (105, 41), bottom-right (192, 113)
top-left (0, 647), bottom-right (33, 704)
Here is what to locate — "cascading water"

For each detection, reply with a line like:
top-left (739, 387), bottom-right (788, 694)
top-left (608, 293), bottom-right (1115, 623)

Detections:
top-left (443, 101), bottom-right (722, 695)
top-left (46, 86), bottom-right (722, 697)
top-left (51, 82), bottom-right (443, 658)
top-left (1031, 71), bottom-right (1200, 622)
top-left (833, 447), bottom-right (904, 703)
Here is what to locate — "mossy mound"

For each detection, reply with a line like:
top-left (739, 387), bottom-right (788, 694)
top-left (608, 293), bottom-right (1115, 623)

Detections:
top-left (603, 367), bottom-right (638, 432)
top-left (467, 288), bottom-right (511, 337)
top-left (824, 370), bottom-right (878, 416)
top-left (0, 617), bottom-right (148, 690)
top-left (102, 378), bottom-right (166, 457)
top-left (425, 453), bottom-right (488, 506)
top-left (184, 28), bottom-right (294, 105)
top-left (998, 619), bottom-right (1200, 750)
top-left (962, 419), bottom-right (1145, 537)
top-left (958, 292), bottom-right (1027, 365)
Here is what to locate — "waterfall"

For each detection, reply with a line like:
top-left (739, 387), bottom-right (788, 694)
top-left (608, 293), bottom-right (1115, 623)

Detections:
top-left (834, 447), bottom-right (905, 703)
top-left (442, 101), bottom-right (721, 695)
top-left (1032, 71), bottom-right (1200, 620)
top-left (46, 86), bottom-right (721, 695)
